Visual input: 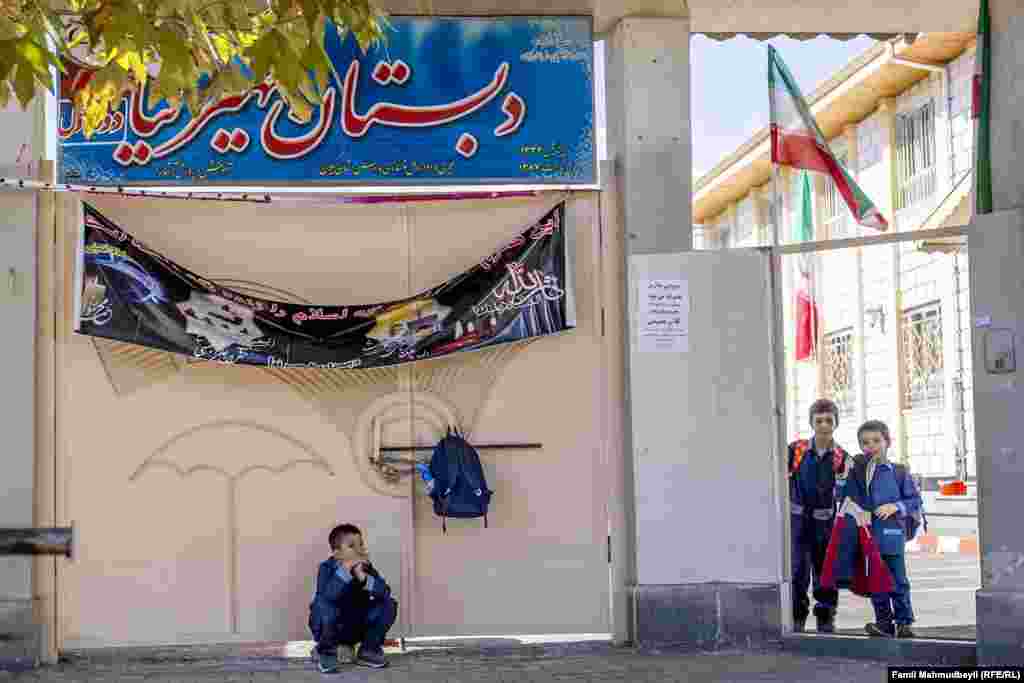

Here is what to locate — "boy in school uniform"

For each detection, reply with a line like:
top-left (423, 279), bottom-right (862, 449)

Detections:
top-left (847, 420), bottom-right (922, 638)
top-left (788, 398), bottom-right (854, 633)
top-left (309, 523), bottom-right (398, 672)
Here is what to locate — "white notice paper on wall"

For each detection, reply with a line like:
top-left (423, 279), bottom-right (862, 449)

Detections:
top-left (638, 279), bottom-right (689, 353)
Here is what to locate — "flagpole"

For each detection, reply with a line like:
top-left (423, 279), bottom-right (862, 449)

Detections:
top-left (769, 47), bottom-right (782, 251)
top-left (769, 45), bottom-right (788, 389)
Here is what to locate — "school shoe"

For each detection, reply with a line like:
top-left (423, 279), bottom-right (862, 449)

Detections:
top-left (317, 653), bottom-right (339, 674)
top-left (865, 622), bottom-right (895, 638)
top-left (356, 650), bottom-right (388, 668)
top-left (896, 625), bottom-right (917, 639)
top-left (793, 617), bottom-right (807, 633)
top-left (814, 607), bottom-right (836, 634)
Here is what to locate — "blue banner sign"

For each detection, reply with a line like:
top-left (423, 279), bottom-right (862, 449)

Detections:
top-left (58, 17), bottom-right (595, 186)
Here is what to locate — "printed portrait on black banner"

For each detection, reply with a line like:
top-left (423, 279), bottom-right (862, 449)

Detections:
top-left (74, 202), bottom-right (575, 369)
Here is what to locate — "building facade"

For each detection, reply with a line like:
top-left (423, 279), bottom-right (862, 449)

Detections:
top-left (694, 35), bottom-right (976, 486)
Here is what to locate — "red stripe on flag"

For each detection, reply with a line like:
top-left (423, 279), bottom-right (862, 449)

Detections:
top-left (795, 271), bottom-right (818, 361)
top-left (772, 128), bottom-right (887, 230)
top-left (771, 127), bottom-right (831, 174)
top-left (972, 73), bottom-right (982, 120)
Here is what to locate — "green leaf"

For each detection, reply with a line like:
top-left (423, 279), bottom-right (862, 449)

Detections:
top-left (13, 62), bottom-right (37, 108)
top-left (0, 41), bottom-right (18, 84)
top-left (14, 38), bottom-right (53, 80)
top-left (114, 49), bottom-right (147, 83)
top-left (0, 80), bottom-right (12, 109)
top-left (246, 30), bottom-right (279, 83)
top-left (0, 18), bottom-right (25, 41)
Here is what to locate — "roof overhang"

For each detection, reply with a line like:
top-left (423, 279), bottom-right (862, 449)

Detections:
top-left (693, 32), bottom-right (975, 223)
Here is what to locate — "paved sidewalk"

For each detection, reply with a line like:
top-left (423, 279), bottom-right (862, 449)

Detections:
top-left (907, 533), bottom-right (979, 556)
top-left (1, 642), bottom-right (909, 682)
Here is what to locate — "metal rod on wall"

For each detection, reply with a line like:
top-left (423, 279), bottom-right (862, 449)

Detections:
top-left (379, 443), bottom-right (543, 453)
top-left (376, 443), bottom-right (544, 466)
top-left (0, 527), bottom-right (74, 558)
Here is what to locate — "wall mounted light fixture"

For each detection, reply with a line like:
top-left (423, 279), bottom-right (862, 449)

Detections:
top-left (865, 304), bottom-right (887, 334)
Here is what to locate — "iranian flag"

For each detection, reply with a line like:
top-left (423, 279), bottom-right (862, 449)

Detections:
top-left (794, 172), bottom-right (819, 361)
top-left (973, 0), bottom-right (993, 215)
top-left (768, 45), bottom-right (888, 231)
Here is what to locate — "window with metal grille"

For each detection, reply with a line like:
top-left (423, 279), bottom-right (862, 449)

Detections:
top-left (823, 153), bottom-right (850, 238)
top-left (895, 101), bottom-right (938, 211)
top-left (902, 301), bottom-right (944, 409)
top-left (824, 328), bottom-right (856, 418)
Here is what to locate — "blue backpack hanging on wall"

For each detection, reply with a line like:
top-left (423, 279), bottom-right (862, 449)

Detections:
top-left (428, 426), bottom-right (492, 533)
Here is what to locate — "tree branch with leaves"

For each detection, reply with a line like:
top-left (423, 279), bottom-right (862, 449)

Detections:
top-left (0, 0), bottom-right (387, 137)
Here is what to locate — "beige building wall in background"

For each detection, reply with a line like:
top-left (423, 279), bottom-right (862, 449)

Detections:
top-left (52, 193), bottom-right (615, 647)
top-left (695, 44), bottom-right (976, 477)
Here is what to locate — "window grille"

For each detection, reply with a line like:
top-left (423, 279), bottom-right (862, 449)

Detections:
top-left (902, 301), bottom-right (945, 408)
top-left (824, 328), bottom-right (856, 418)
top-left (896, 101), bottom-right (938, 211)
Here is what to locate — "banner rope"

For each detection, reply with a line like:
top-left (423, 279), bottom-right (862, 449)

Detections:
top-left (0, 176), bottom-right (591, 205)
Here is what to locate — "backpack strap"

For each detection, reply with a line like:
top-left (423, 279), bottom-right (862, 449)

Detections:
top-left (789, 439), bottom-right (810, 475)
top-left (893, 464), bottom-right (927, 526)
top-left (457, 444), bottom-right (485, 494)
top-left (443, 435), bottom-right (461, 497)
top-left (832, 446), bottom-right (849, 474)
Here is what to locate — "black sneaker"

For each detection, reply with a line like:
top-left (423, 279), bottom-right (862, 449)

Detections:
top-left (816, 617), bottom-right (836, 634)
top-left (865, 622), bottom-right (895, 638)
top-left (794, 617), bottom-right (807, 633)
top-left (896, 625), bottom-right (916, 639)
top-left (317, 653), bottom-right (339, 674)
top-left (356, 650), bottom-right (388, 668)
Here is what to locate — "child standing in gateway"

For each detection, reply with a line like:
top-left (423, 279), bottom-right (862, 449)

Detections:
top-left (852, 420), bottom-right (922, 638)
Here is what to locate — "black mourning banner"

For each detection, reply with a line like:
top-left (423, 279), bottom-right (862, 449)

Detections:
top-left (74, 202), bottom-right (574, 368)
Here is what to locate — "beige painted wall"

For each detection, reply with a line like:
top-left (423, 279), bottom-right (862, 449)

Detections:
top-left (0, 191), bottom-right (36, 605)
top-left (54, 192), bottom-right (614, 647)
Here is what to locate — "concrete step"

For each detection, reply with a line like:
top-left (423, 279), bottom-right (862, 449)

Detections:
top-left (783, 633), bottom-right (976, 666)
top-left (0, 601), bottom-right (40, 671)
top-left (0, 633), bottom-right (40, 672)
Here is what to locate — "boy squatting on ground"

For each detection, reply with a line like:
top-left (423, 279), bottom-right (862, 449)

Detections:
top-left (788, 398), bottom-right (854, 633)
top-left (309, 523), bottom-right (398, 672)
top-left (842, 419), bottom-right (923, 638)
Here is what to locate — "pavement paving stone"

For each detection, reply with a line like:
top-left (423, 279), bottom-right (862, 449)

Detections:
top-left (0, 644), bottom-right (912, 683)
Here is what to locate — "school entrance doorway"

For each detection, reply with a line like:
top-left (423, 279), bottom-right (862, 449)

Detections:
top-left (778, 236), bottom-right (977, 641)
top-left (664, 221), bottom-right (975, 653)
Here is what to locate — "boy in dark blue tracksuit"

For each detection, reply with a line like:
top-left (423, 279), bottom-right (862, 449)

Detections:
top-left (852, 420), bottom-right (922, 639)
top-left (309, 523), bottom-right (398, 672)
top-left (789, 399), bottom-right (854, 633)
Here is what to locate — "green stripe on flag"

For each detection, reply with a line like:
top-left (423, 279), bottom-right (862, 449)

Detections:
top-left (976, 0), bottom-right (993, 215)
top-left (798, 171), bottom-right (814, 243)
